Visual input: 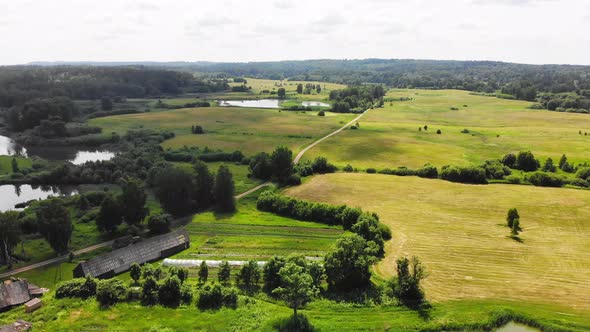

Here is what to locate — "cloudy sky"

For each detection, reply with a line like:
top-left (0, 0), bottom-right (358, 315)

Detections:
top-left (0, 0), bottom-right (589, 65)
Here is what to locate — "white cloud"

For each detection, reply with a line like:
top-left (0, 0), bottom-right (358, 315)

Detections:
top-left (0, 0), bottom-right (588, 65)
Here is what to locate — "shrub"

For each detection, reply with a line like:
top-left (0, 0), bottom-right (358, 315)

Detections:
top-left (436, 129), bottom-right (442, 134)
top-left (343, 164), bottom-right (353, 172)
top-left (528, 172), bottom-right (565, 187)
top-left (286, 174), bottom-right (301, 186)
top-left (311, 157), bottom-right (337, 174)
top-left (416, 164), bottom-right (438, 178)
top-left (575, 167), bottom-right (590, 179)
top-left (56, 276), bottom-right (97, 299)
top-left (197, 282), bottom-right (224, 309)
top-left (515, 151), bottom-right (540, 172)
top-left (141, 276), bottom-right (159, 305)
top-left (440, 166), bottom-right (487, 184)
top-left (158, 276), bottom-right (182, 307)
top-left (569, 178), bottom-right (589, 188)
top-left (366, 168), bottom-right (377, 174)
top-left (506, 208), bottom-right (519, 228)
top-left (147, 213), bottom-right (172, 234)
top-left (505, 175), bottom-right (521, 184)
top-left (481, 160), bottom-right (511, 180)
top-left (180, 285), bottom-right (193, 304)
top-left (501, 153), bottom-right (517, 168)
top-left (460, 129), bottom-right (470, 134)
top-left (272, 314), bottom-right (316, 332)
top-left (96, 279), bottom-right (128, 307)
top-left (317, 111), bottom-right (325, 116)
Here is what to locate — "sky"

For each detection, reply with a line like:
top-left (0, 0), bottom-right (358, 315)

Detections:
top-left (0, 0), bottom-right (589, 65)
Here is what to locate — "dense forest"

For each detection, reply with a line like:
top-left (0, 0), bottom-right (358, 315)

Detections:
top-left (0, 66), bottom-right (228, 108)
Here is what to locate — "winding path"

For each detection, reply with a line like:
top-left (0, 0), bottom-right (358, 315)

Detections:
top-left (0, 109), bottom-right (369, 279)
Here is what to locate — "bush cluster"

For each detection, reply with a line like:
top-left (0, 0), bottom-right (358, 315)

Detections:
top-left (295, 157), bottom-right (337, 177)
top-left (197, 282), bottom-right (239, 309)
top-left (56, 276), bottom-right (97, 299)
top-left (440, 165), bottom-right (488, 184)
top-left (256, 192), bottom-right (390, 254)
top-left (378, 165), bottom-right (438, 178)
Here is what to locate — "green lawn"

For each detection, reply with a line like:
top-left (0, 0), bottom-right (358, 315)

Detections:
top-left (177, 192), bottom-right (343, 261)
top-left (90, 106), bottom-right (355, 155)
top-left (0, 155), bottom-right (32, 176)
top-left (285, 173), bottom-right (590, 312)
top-left (302, 89), bottom-right (590, 169)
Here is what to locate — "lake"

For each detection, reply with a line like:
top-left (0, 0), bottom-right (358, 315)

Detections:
top-left (0, 135), bottom-right (115, 164)
top-left (0, 184), bottom-right (78, 212)
top-left (218, 99), bottom-right (280, 108)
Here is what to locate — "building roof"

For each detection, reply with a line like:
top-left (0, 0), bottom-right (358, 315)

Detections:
top-left (75, 229), bottom-right (190, 278)
top-left (0, 280), bottom-right (31, 311)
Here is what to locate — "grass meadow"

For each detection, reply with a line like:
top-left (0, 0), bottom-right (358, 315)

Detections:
top-left (90, 106), bottom-right (355, 155)
top-left (177, 191), bottom-right (343, 261)
top-left (302, 89), bottom-right (590, 169)
top-left (285, 173), bottom-right (590, 312)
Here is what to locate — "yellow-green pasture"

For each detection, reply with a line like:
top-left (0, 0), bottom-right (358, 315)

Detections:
top-left (285, 173), bottom-right (590, 311)
top-left (90, 106), bottom-right (355, 155)
top-left (229, 77), bottom-right (345, 100)
top-left (303, 89), bottom-right (590, 169)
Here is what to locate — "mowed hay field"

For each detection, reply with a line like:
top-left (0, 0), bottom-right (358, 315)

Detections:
top-left (90, 106), bottom-right (355, 154)
top-left (231, 78), bottom-right (345, 99)
top-left (286, 173), bottom-right (590, 311)
top-left (303, 89), bottom-right (590, 169)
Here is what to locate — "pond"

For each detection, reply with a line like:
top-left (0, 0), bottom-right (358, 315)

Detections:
top-left (0, 135), bottom-right (115, 164)
top-left (0, 184), bottom-right (78, 212)
top-left (301, 101), bottom-right (330, 107)
top-left (218, 99), bottom-right (280, 108)
top-left (495, 322), bottom-right (540, 332)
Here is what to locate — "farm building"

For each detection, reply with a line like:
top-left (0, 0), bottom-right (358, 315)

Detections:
top-left (73, 229), bottom-right (190, 279)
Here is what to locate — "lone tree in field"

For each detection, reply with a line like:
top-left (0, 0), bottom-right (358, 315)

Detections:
top-left (214, 165), bottom-right (236, 213)
top-left (198, 261), bottom-right (209, 283)
top-left (390, 256), bottom-right (427, 304)
top-left (511, 218), bottom-right (521, 236)
top-left (218, 261), bottom-right (231, 285)
top-left (277, 88), bottom-right (286, 99)
top-left (272, 262), bottom-right (317, 317)
top-left (506, 208), bottom-right (520, 228)
top-left (37, 198), bottom-right (72, 255)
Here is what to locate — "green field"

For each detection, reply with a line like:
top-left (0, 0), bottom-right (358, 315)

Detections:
top-left (302, 89), bottom-right (590, 169)
top-left (90, 106), bottom-right (354, 155)
top-left (0, 155), bottom-right (32, 176)
top-left (230, 78), bottom-right (345, 100)
top-left (285, 173), bottom-right (590, 312)
top-left (177, 191), bottom-right (343, 261)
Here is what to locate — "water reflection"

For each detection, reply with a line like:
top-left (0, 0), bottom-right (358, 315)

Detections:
top-left (0, 184), bottom-right (78, 212)
top-left (301, 101), bottom-right (330, 107)
top-left (218, 99), bottom-right (280, 108)
top-left (0, 135), bottom-right (115, 164)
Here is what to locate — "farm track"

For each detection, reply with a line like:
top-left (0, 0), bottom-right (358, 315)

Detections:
top-left (1, 109), bottom-right (367, 278)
